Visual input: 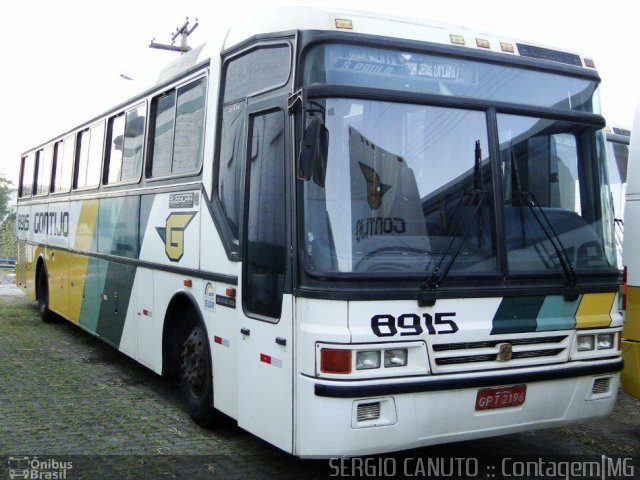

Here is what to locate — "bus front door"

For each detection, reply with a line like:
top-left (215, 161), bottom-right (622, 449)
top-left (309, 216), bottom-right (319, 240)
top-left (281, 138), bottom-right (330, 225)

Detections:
top-left (237, 101), bottom-right (294, 453)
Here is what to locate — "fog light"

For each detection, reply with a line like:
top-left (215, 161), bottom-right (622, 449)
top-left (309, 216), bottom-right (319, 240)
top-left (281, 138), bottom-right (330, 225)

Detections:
top-left (597, 334), bottom-right (614, 350)
top-left (577, 335), bottom-right (595, 351)
top-left (356, 350), bottom-right (381, 370)
top-left (384, 349), bottom-right (408, 367)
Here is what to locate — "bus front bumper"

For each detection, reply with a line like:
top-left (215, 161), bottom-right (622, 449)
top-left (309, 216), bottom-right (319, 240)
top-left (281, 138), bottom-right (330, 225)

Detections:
top-left (295, 358), bottom-right (622, 457)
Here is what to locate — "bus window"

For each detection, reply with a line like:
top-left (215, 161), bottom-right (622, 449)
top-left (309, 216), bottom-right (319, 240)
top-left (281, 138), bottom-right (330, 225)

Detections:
top-left (19, 153), bottom-right (33, 197)
top-left (121, 105), bottom-right (146, 182)
top-left (52, 136), bottom-right (74, 193)
top-left (216, 45), bottom-right (291, 243)
top-left (218, 102), bottom-right (245, 239)
top-left (223, 45), bottom-right (290, 103)
top-left (150, 78), bottom-right (205, 178)
top-left (106, 104), bottom-right (146, 184)
top-left (33, 145), bottom-right (52, 196)
top-left (244, 109), bottom-right (286, 319)
top-left (150, 92), bottom-right (176, 177)
top-left (86, 124), bottom-right (104, 187)
top-left (173, 78), bottom-right (206, 174)
top-left (75, 123), bottom-right (104, 189)
top-left (498, 114), bottom-right (615, 273)
top-left (106, 113), bottom-right (126, 184)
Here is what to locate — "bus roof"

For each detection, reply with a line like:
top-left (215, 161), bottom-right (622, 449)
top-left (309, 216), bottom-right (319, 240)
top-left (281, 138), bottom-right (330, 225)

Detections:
top-left (156, 6), bottom-right (598, 87)
top-left (23, 6), bottom-right (600, 156)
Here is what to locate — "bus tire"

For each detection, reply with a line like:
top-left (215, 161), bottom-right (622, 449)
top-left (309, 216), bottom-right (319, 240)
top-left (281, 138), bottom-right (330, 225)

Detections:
top-left (36, 267), bottom-right (55, 323)
top-left (178, 312), bottom-right (217, 427)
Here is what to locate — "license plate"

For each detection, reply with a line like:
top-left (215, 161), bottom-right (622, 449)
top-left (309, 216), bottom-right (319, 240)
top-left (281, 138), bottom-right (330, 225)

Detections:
top-left (475, 385), bottom-right (527, 411)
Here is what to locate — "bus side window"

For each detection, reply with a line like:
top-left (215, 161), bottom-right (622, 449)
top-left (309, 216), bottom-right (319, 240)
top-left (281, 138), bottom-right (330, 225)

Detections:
top-left (244, 109), bottom-right (286, 320)
top-left (218, 102), bottom-right (245, 239)
top-left (34, 147), bottom-right (52, 196)
top-left (121, 105), bottom-right (146, 182)
top-left (216, 44), bottom-right (291, 245)
top-left (106, 105), bottom-right (146, 185)
top-left (106, 113), bottom-right (126, 184)
top-left (148, 78), bottom-right (205, 179)
top-left (52, 137), bottom-right (74, 193)
top-left (173, 78), bottom-right (206, 174)
top-left (150, 92), bottom-right (176, 178)
top-left (19, 153), bottom-right (33, 197)
top-left (75, 124), bottom-right (104, 189)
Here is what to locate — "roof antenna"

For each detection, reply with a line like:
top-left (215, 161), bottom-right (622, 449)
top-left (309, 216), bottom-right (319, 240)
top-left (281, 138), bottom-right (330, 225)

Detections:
top-left (149, 17), bottom-right (199, 54)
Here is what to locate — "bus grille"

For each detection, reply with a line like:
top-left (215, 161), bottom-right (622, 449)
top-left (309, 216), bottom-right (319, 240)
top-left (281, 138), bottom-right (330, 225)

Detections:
top-left (430, 334), bottom-right (570, 373)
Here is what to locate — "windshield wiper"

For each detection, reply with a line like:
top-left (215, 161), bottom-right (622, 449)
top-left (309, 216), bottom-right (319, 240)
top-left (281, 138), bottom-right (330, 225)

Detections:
top-left (507, 148), bottom-right (579, 299)
top-left (419, 141), bottom-right (485, 306)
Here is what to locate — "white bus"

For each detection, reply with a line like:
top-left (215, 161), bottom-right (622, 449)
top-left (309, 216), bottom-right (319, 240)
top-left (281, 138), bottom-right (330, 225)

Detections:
top-left (16, 7), bottom-right (623, 457)
top-left (622, 109), bottom-right (640, 400)
top-left (605, 126), bottom-right (630, 267)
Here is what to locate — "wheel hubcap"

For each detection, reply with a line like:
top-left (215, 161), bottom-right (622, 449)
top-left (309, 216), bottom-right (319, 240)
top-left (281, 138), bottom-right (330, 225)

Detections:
top-left (181, 328), bottom-right (206, 398)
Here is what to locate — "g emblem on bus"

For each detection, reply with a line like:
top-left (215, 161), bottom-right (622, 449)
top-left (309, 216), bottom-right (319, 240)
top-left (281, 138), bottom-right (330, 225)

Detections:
top-left (156, 212), bottom-right (196, 262)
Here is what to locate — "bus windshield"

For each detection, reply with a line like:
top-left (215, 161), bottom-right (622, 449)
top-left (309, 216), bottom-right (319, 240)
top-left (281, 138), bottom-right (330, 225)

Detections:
top-left (300, 44), bottom-right (616, 277)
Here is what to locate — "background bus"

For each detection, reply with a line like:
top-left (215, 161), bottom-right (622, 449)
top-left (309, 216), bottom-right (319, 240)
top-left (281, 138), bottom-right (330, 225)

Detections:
top-left (622, 109), bottom-right (640, 399)
top-left (16, 7), bottom-right (623, 457)
top-left (605, 126), bottom-right (631, 267)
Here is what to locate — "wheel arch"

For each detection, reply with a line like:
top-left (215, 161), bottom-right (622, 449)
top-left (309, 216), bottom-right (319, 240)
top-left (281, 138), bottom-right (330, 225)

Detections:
top-left (34, 253), bottom-right (47, 298)
top-left (161, 290), bottom-right (211, 379)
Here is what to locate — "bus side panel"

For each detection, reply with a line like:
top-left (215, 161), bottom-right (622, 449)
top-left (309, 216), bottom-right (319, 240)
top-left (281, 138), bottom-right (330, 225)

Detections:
top-left (45, 201), bottom-right (71, 318)
top-left (15, 204), bottom-right (30, 292)
top-left (207, 276), bottom-right (239, 420)
top-left (138, 191), bottom-right (201, 270)
top-left (137, 190), bottom-right (203, 374)
top-left (15, 203), bottom-right (37, 299)
top-left (199, 200), bottom-right (240, 419)
top-left (67, 199), bottom-right (100, 324)
top-left (622, 198), bottom-right (640, 398)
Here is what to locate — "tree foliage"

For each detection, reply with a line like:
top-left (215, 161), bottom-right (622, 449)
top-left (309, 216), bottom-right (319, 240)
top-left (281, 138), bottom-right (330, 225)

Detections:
top-left (0, 212), bottom-right (16, 259)
top-left (0, 173), bottom-right (12, 220)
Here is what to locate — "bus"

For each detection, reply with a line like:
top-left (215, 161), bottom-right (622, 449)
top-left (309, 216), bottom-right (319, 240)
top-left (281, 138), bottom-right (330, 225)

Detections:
top-left (622, 108), bottom-right (640, 400)
top-left (16, 7), bottom-right (623, 457)
top-left (605, 126), bottom-right (631, 267)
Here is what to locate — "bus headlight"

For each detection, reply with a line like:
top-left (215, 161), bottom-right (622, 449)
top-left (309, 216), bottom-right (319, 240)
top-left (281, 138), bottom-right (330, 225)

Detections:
top-left (356, 351), bottom-right (381, 370)
top-left (384, 349), bottom-right (408, 367)
top-left (316, 342), bottom-right (429, 378)
top-left (597, 333), bottom-right (614, 350)
top-left (577, 335), bottom-right (595, 351)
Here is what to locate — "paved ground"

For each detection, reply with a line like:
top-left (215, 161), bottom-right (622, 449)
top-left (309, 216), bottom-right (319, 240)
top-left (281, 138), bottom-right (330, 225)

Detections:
top-left (0, 269), bottom-right (639, 479)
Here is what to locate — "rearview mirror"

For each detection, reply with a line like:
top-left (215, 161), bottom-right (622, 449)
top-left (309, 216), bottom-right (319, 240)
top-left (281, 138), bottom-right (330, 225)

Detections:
top-left (298, 117), bottom-right (328, 187)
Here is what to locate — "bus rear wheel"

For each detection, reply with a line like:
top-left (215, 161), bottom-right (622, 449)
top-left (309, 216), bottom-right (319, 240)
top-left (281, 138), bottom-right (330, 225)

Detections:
top-left (37, 269), bottom-right (55, 323)
top-left (178, 317), bottom-right (217, 427)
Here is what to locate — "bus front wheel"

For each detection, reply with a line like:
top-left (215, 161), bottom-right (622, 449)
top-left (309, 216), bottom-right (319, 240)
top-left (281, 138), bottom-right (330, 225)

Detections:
top-left (36, 268), bottom-right (55, 323)
top-left (179, 315), bottom-right (217, 427)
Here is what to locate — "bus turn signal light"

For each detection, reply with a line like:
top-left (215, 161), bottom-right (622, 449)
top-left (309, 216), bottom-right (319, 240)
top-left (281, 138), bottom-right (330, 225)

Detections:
top-left (321, 348), bottom-right (352, 374)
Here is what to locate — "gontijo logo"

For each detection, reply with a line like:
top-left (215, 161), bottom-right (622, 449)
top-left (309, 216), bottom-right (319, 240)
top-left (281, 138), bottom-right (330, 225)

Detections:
top-left (155, 212), bottom-right (197, 262)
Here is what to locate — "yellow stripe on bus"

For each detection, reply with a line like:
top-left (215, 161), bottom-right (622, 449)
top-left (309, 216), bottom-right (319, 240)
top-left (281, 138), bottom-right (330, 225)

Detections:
top-left (624, 286), bottom-right (640, 342)
top-left (66, 200), bottom-right (100, 324)
top-left (575, 292), bottom-right (615, 329)
top-left (621, 340), bottom-right (640, 399)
